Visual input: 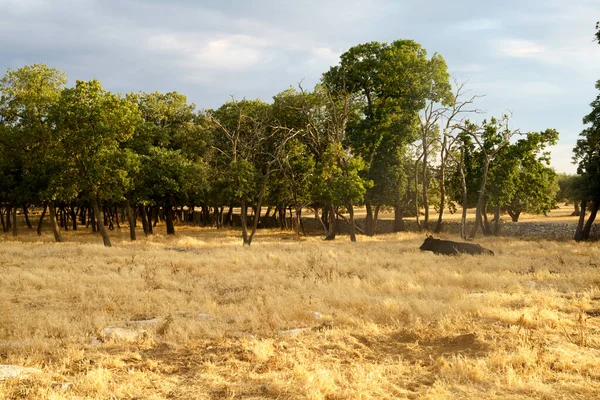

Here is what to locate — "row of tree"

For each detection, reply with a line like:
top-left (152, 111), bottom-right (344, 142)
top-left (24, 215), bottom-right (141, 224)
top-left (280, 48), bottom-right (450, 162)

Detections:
top-left (0, 39), bottom-right (562, 246)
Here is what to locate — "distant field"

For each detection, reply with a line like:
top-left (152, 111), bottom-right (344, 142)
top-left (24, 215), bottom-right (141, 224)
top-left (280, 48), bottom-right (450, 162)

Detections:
top-left (1, 221), bottom-right (599, 399)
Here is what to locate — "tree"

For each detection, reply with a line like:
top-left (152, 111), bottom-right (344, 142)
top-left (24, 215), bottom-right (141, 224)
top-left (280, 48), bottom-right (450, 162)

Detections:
top-left (0, 63), bottom-right (67, 240)
top-left (127, 91), bottom-right (208, 236)
top-left (462, 115), bottom-right (519, 239)
top-left (573, 81), bottom-right (600, 241)
top-left (50, 79), bottom-right (141, 247)
top-left (323, 40), bottom-right (452, 234)
top-left (209, 98), bottom-right (278, 245)
top-left (556, 173), bottom-right (583, 216)
top-left (572, 25), bottom-right (600, 241)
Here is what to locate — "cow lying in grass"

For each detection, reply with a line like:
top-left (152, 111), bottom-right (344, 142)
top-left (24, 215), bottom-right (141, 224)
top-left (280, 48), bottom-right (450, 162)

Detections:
top-left (419, 235), bottom-right (494, 255)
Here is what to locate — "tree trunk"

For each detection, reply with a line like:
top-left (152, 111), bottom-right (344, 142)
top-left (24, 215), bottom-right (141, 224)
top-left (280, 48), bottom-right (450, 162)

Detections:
top-left (347, 202), bottom-right (357, 242)
top-left (125, 199), bottom-right (136, 241)
top-left (434, 163), bottom-right (446, 234)
top-left (415, 159), bottom-right (421, 230)
top-left (70, 207), bottom-right (77, 230)
top-left (422, 144), bottom-right (429, 230)
top-left (507, 207), bottom-right (521, 222)
top-left (324, 204), bottom-right (336, 240)
top-left (374, 205), bottom-right (381, 234)
top-left (91, 197), bottom-right (111, 247)
top-left (23, 205), bottom-right (32, 229)
top-left (493, 204), bottom-right (501, 235)
top-left (6, 206), bottom-right (12, 231)
top-left (139, 205), bottom-right (149, 235)
top-left (574, 199), bottom-right (587, 241)
top-left (571, 202), bottom-right (581, 217)
top-left (246, 168), bottom-right (271, 245)
top-left (459, 145), bottom-right (468, 240)
top-left (481, 204), bottom-right (492, 235)
top-left (165, 205), bottom-right (175, 235)
top-left (394, 202), bottom-right (405, 232)
top-left (365, 203), bottom-right (374, 237)
top-left (241, 200), bottom-right (249, 244)
top-left (0, 208), bottom-right (5, 233)
top-left (580, 201), bottom-right (598, 241)
top-left (469, 159), bottom-right (490, 240)
top-left (37, 203), bottom-right (47, 236)
top-left (49, 201), bottom-right (63, 243)
top-left (11, 205), bottom-right (17, 237)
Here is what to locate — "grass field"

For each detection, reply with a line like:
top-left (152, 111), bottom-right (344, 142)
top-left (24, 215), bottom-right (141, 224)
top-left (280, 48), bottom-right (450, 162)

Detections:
top-left (1, 211), bottom-right (599, 399)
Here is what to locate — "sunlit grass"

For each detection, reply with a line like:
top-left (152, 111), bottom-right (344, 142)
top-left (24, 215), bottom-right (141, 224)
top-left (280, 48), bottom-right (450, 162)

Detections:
top-left (1, 216), bottom-right (599, 399)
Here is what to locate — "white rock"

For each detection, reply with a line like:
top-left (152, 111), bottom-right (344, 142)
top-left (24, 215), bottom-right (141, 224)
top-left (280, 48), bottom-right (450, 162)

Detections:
top-left (100, 326), bottom-right (146, 342)
top-left (127, 317), bottom-right (162, 326)
top-left (467, 292), bottom-right (485, 298)
top-left (0, 365), bottom-right (41, 380)
top-left (197, 313), bottom-right (212, 320)
top-left (523, 280), bottom-right (537, 289)
top-left (280, 328), bottom-right (310, 336)
top-left (311, 312), bottom-right (322, 319)
top-left (90, 337), bottom-right (102, 345)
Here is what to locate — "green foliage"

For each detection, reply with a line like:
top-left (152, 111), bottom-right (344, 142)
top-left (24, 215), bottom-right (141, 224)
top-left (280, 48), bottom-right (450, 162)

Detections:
top-left (0, 64), bottom-right (67, 205)
top-left (49, 79), bottom-right (142, 202)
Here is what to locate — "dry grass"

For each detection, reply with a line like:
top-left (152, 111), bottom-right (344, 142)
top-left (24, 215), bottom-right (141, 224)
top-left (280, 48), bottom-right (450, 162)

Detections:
top-left (1, 221), bottom-right (600, 399)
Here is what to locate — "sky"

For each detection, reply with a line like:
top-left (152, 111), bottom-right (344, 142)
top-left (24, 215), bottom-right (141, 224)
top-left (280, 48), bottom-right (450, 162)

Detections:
top-left (1, 0), bottom-right (599, 173)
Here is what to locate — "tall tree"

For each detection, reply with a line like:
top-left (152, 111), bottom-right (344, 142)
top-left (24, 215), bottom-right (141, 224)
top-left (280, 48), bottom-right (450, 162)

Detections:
top-left (323, 40), bottom-right (452, 234)
top-left (0, 63), bottom-right (67, 239)
top-left (50, 79), bottom-right (141, 247)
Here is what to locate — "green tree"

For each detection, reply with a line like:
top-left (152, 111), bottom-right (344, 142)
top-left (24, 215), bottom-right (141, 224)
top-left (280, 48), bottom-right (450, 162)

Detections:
top-left (50, 79), bottom-right (141, 247)
top-left (126, 91), bottom-right (209, 236)
top-left (0, 63), bottom-right (67, 239)
top-left (323, 39), bottom-right (452, 234)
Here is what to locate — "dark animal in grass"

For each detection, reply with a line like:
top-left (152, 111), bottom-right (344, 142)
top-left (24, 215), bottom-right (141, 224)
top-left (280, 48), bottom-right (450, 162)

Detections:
top-left (419, 235), bottom-right (494, 255)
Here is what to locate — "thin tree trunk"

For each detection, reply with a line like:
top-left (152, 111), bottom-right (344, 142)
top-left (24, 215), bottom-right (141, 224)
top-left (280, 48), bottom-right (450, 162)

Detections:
top-left (365, 203), bottom-right (374, 237)
top-left (493, 204), bottom-right (501, 235)
top-left (241, 200), bottom-right (249, 244)
top-left (434, 155), bottom-right (446, 233)
top-left (23, 205), bottom-right (32, 229)
top-left (469, 159), bottom-right (490, 240)
top-left (91, 197), bottom-right (111, 247)
top-left (49, 201), bottom-right (63, 242)
top-left (125, 199), bottom-right (136, 241)
top-left (459, 146), bottom-right (468, 240)
top-left (6, 206), bottom-right (12, 230)
top-left (139, 205), bottom-right (149, 235)
top-left (574, 199), bottom-right (587, 241)
top-left (0, 208), bottom-right (6, 232)
top-left (347, 202), bottom-right (357, 242)
top-left (246, 168), bottom-right (271, 245)
top-left (71, 207), bottom-right (78, 230)
top-left (37, 203), bottom-right (47, 236)
top-left (325, 204), bottom-right (336, 240)
top-left (374, 205), bottom-right (381, 234)
top-left (11, 205), bottom-right (17, 236)
top-left (580, 201), bottom-right (598, 241)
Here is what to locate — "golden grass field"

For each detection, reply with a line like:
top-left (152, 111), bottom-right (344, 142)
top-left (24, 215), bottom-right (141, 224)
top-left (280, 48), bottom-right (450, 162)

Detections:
top-left (1, 208), bottom-right (600, 399)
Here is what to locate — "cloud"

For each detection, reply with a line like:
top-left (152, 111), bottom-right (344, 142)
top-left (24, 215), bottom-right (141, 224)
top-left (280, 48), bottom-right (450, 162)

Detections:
top-left (496, 39), bottom-right (545, 57)
top-left (147, 34), bottom-right (270, 71)
top-left (454, 18), bottom-right (501, 31)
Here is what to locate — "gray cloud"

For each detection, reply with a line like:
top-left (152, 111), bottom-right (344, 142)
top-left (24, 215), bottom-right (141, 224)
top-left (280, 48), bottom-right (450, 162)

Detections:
top-left (1, 0), bottom-right (599, 172)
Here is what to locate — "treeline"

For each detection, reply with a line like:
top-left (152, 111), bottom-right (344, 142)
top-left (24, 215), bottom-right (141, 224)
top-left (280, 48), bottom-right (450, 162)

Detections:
top-left (0, 39), bottom-right (564, 246)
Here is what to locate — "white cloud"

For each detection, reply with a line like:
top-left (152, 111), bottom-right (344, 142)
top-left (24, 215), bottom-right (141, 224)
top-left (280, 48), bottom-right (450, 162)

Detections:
top-left (454, 18), bottom-right (501, 31)
top-left (147, 33), bottom-right (271, 71)
top-left (496, 39), bottom-right (545, 57)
